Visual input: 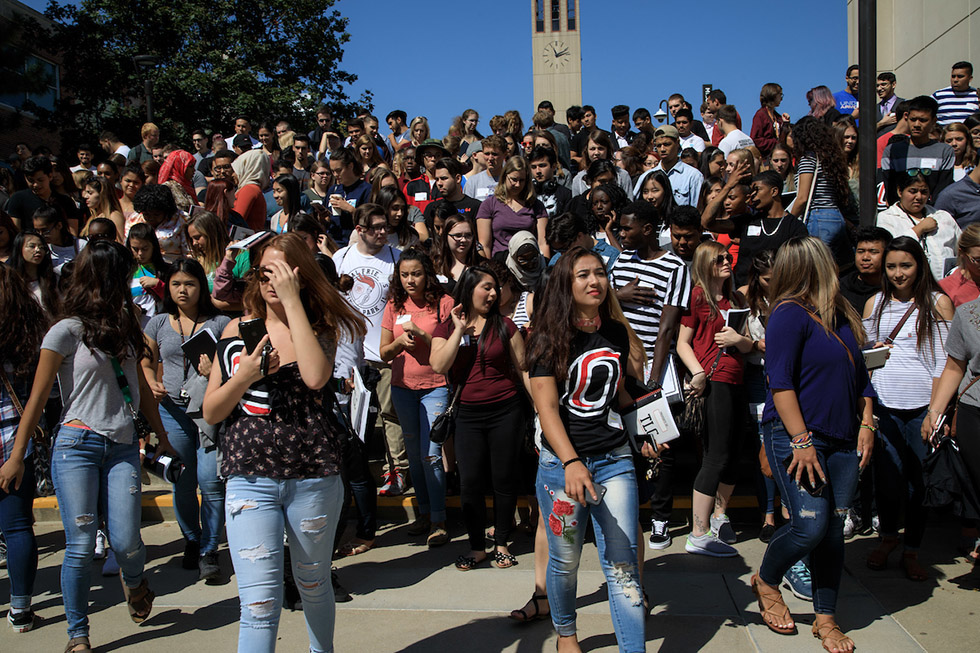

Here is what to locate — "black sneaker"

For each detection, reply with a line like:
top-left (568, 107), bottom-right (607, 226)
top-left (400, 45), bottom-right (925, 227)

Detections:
top-left (7, 609), bottom-right (35, 633)
top-left (199, 551), bottom-right (221, 582)
top-left (183, 540), bottom-right (201, 570)
top-left (332, 569), bottom-right (352, 603)
top-left (759, 523), bottom-right (776, 543)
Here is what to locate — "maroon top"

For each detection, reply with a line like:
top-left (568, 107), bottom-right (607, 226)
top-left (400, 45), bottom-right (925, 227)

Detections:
top-left (750, 106), bottom-right (784, 158)
top-left (433, 317), bottom-right (520, 404)
top-left (680, 286), bottom-right (743, 385)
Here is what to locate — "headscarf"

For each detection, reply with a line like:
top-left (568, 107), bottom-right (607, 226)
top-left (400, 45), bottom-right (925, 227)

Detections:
top-left (232, 148), bottom-right (271, 190)
top-left (158, 150), bottom-right (199, 204)
top-left (505, 230), bottom-right (546, 292)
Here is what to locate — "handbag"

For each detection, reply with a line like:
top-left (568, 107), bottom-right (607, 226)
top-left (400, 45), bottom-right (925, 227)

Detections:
top-left (429, 383), bottom-right (462, 445)
top-left (923, 434), bottom-right (980, 519)
top-left (0, 368), bottom-right (53, 496)
top-left (680, 350), bottom-right (723, 435)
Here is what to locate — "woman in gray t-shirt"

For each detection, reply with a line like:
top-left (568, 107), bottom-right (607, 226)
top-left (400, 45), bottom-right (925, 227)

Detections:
top-left (142, 259), bottom-right (229, 580)
top-left (11, 241), bottom-right (171, 651)
top-left (923, 297), bottom-right (980, 565)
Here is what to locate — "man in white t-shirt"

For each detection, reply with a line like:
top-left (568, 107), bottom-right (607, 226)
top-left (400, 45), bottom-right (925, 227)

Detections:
top-left (717, 104), bottom-right (756, 157)
top-left (99, 130), bottom-right (131, 166)
top-left (332, 204), bottom-right (407, 495)
top-left (69, 143), bottom-right (98, 174)
top-left (463, 135), bottom-right (506, 200)
top-left (674, 109), bottom-right (706, 153)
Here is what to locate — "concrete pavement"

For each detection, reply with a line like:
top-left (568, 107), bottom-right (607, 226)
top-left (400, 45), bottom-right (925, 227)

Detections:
top-left (1, 510), bottom-right (978, 652)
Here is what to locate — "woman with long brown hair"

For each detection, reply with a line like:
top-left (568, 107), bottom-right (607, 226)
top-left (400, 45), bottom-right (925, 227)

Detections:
top-left (186, 210), bottom-right (230, 291)
top-left (203, 233), bottom-right (365, 652)
top-left (81, 176), bottom-right (124, 239)
top-left (202, 178), bottom-right (242, 227)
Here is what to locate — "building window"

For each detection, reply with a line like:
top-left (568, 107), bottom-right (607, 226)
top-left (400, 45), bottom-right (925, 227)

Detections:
top-left (0, 51), bottom-right (60, 113)
top-left (535, 0), bottom-right (544, 32)
top-left (567, 0), bottom-right (576, 30)
top-left (551, 0), bottom-right (560, 31)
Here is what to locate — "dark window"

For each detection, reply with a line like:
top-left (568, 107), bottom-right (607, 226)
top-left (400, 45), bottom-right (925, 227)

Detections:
top-left (536, 0), bottom-right (544, 32)
top-left (567, 0), bottom-right (576, 30)
top-left (0, 50), bottom-right (59, 113)
top-left (551, 0), bottom-right (560, 31)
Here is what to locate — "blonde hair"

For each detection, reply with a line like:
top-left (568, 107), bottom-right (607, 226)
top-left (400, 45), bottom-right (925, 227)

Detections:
top-left (409, 116), bottom-right (430, 143)
top-left (728, 148), bottom-right (759, 175)
top-left (278, 131), bottom-right (296, 151)
top-left (768, 236), bottom-right (865, 345)
top-left (691, 240), bottom-right (741, 318)
top-left (494, 155), bottom-right (535, 204)
top-left (140, 122), bottom-right (160, 139)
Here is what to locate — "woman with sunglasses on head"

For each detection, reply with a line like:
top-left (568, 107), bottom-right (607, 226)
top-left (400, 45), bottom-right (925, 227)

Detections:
top-left (677, 241), bottom-right (754, 557)
top-left (430, 264), bottom-right (529, 571)
top-left (877, 171), bottom-right (960, 281)
top-left (142, 259), bottom-right (231, 581)
top-left (524, 247), bottom-right (655, 653)
top-left (203, 233), bottom-right (365, 652)
top-left (751, 236), bottom-right (874, 652)
top-left (9, 240), bottom-right (173, 653)
top-left (862, 237), bottom-right (953, 581)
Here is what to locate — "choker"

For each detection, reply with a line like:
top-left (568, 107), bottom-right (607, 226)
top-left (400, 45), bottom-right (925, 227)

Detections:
top-left (573, 315), bottom-right (601, 329)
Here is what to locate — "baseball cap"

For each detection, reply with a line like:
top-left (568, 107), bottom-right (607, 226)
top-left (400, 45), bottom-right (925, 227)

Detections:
top-left (654, 125), bottom-right (679, 140)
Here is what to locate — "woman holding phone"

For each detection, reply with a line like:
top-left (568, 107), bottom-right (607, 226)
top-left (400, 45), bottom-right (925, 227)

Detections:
top-left (524, 247), bottom-right (654, 653)
top-left (203, 233), bottom-right (365, 652)
top-left (751, 236), bottom-right (874, 653)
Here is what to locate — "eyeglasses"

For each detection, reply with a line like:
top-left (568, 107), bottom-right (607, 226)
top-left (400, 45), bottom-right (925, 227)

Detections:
top-left (363, 223), bottom-right (388, 233)
top-left (313, 170), bottom-right (331, 176)
top-left (192, 137), bottom-right (207, 143)
top-left (34, 226), bottom-right (54, 235)
top-left (967, 255), bottom-right (980, 266)
top-left (449, 232), bottom-right (473, 241)
top-left (907, 168), bottom-right (932, 176)
top-left (249, 266), bottom-right (273, 283)
top-left (714, 254), bottom-right (733, 265)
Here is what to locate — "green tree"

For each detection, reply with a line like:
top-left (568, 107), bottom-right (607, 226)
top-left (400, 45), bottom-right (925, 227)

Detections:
top-left (22, 0), bottom-right (371, 149)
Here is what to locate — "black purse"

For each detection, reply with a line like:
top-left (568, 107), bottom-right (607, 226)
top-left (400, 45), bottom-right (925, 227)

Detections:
top-left (680, 351), bottom-right (722, 435)
top-left (429, 383), bottom-right (462, 445)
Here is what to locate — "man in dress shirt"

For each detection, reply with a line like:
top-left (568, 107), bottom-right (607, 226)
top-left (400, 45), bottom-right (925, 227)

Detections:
top-left (875, 72), bottom-right (905, 135)
top-left (633, 125), bottom-right (703, 207)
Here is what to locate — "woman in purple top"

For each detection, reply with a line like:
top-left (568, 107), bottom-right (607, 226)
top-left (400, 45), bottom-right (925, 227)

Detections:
top-left (751, 237), bottom-right (875, 653)
top-left (476, 156), bottom-right (548, 258)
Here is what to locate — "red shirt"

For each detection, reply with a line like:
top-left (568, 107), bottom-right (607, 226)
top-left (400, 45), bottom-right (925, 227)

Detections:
top-left (940, 269), bottom-right (980, 307)
top-left (680, 286), bottom-right (743, 384)
top-left (433, 317), bottom-right (520, 404)
top-left (382, 295), bottom-right (455, 390)
top-left (233, 184), bottom-right (267, 232)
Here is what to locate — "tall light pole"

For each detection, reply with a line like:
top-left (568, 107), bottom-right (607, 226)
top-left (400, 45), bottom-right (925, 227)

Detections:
top-left (133, 55), bottom-right (159, 123)
top-left (858, 0), bottom-right (877, 226)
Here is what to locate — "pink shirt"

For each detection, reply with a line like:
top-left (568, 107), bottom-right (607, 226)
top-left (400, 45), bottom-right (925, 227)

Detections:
top-left (940, 269), bottom-right (980, 307)
top-left (382, 294), bottom-right (455, 390)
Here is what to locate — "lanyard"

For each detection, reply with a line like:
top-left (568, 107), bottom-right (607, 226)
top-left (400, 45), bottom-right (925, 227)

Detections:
top-left (177, 313), bottom-right (201, 382)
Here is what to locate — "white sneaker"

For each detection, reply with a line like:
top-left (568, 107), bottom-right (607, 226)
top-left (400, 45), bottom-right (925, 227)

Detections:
top-left (648, 519), bottom-right (672, 550)
top-left (843, 509), bottom-right (863, 540)
top-left (685, 532), bottom-right (738, 557)
top-left (94, 530), bottom-right (108, 560)
top-left (710, 514), bottom-right (737, 544)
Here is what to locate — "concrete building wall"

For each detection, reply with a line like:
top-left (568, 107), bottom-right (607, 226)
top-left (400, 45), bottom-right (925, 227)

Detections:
top-left (847, 0), bottom-right (979, 98)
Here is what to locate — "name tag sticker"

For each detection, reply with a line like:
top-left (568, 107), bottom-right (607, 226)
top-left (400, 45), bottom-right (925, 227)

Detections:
top-left (477, 188), bottom-right (491, 198)
top-left (414, 192), bottom-right (427, 201)
top-left (396, 314), bottom-right (412, 325)
top-left (919, 158), bottom-right (938, 170)
top-left (608, 410), bottom-right (624, 430)
top-left (746, 225), bottom-right (762, 237)
top-left (348, 198), bottom-right (358, 207)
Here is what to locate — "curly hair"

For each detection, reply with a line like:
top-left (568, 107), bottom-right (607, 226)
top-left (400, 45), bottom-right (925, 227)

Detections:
top-left (0, 266), bottom-right (48, 379)
top-left (60, 240), bottom-right (148, 362)
top-left (791, 116), bottom-right (854, 214)
top-left (387, 246), bottom-right (445, 315)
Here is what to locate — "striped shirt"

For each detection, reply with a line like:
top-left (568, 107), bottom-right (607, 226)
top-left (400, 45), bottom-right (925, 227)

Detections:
top-left (795, 154), bottom-right (839, 210)
top-left (863, 293), bottom-right (948, 410)
top-left (610, 249), bottom-right (691, 356)
top-left (932, 86), bottom-right (980, 125)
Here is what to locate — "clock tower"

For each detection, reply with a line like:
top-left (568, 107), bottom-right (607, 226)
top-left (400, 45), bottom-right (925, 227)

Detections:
top-left (531, 0), bottom-right (582, 116)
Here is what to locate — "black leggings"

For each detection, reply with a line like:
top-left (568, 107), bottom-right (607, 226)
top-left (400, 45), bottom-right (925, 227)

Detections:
top-left (455, 397), bottom-right (526, 550)
top-left (955, 404), bottom-right (980, 503)
top-left (693, 380), bottom-right (745, 496)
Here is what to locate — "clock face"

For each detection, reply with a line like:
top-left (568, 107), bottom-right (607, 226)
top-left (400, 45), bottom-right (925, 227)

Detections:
top-left (542, 40), bottom-right (570, 70)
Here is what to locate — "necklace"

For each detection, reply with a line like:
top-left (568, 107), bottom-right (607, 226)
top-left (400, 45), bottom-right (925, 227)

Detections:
top-left (760, 215), bottom-right (784, 237)
top-left (573, 315), bottom-right (601, 329)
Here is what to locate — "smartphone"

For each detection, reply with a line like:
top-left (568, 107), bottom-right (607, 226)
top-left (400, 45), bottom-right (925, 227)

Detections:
top-left (239, 318), bottom-right (267, 354)
top-left (584, 482), bottom-right (607, 506)
top-left (782, 454), bottom-right (826, 496)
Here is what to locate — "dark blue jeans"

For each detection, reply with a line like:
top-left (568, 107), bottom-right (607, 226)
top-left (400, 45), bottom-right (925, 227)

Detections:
top-left (873, 404), bottom-right (928, 549)
top-left (746, 364), bottom-right (777, 516)
top-left (759, 421), bottom-right (859, 614)
top-left (0, 455), bottom-right (37, 611)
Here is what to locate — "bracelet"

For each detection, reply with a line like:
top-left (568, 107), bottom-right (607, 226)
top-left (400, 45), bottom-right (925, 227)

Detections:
top-left (692, 371), bottom-right (705, 377)
top-left (860, 424), bottom-right (876, 433)
top-left (562, 457), bottom-right (584, 469)
top-left (789, 429), bottom-right (810, 440)
top-left (790, 431), bottom-right (813, 449)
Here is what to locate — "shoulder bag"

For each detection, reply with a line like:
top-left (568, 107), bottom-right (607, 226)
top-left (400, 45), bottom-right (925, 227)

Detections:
top-left (110, 356), bottom-right (153, 440)
top-left (680, 349), bottom-right (723, 436)
top-left (429, 311), bottom-right (472, 445)
top-left (0, 368), bottom-right (53, 496)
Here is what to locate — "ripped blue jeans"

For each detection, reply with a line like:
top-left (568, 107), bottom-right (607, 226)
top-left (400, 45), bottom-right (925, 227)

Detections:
top-left (51, 425), bottom-right (145, 639)
top-left (390, 385), bottom-right (448, 522)
top-left (759, 421), bottom-right (859, 615)
top-left (536, 444), bottom-right (644, 653)
top-left (225, 474), bottom-right (344, 653)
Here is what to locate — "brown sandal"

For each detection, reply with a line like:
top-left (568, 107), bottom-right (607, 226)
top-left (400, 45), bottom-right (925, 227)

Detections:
top-left (750, 574), bottom-right (796, 635)
top-left (812, 621), bottom-right (855, 652)
top-left (65, 636), bottom-right (92, 652)
top-left (120, 573), bottom-right (155, 623)
top-left (900, 552), bottom-right (929, 581)
top-left (866, 536), bottom-right (899, 570)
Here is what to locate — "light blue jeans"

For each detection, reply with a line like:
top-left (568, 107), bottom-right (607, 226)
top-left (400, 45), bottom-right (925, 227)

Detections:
top-left (536, 444), bottom-right (644, 652)
top-left (51, 425), bottom-right (145, 639)
top-left (225, 474), bottom-right (344, 653)
top-left (158, 396), bottom-right (225, 552)
top-left (805, 207), bottom-right (852, 264)
top-left (390, 385), bottom-right (448, 522)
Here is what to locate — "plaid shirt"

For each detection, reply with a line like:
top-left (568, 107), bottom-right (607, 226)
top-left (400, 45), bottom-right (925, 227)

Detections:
top-left (0, 366), bottom-right (33, 464)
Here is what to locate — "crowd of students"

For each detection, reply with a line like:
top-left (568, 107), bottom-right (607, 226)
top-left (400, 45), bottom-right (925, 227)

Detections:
top-left (2, 60), bottom-right (980, 653)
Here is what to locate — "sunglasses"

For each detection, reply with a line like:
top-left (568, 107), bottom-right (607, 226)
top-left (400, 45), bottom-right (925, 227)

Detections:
top-left (907, 168), bottom-right (932, 176)
top-left (248, 266), bottom-right (273, 283)
top-left (715, 254), bottom-right (734, 265)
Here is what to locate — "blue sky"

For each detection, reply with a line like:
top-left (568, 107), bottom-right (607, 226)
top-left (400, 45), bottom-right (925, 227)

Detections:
top-left (23, 0), bottom-right (850, 136)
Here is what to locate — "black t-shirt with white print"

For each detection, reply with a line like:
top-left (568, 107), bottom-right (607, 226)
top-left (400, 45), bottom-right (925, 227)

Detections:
top-left (530, 320), bottom-right (630, 456)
